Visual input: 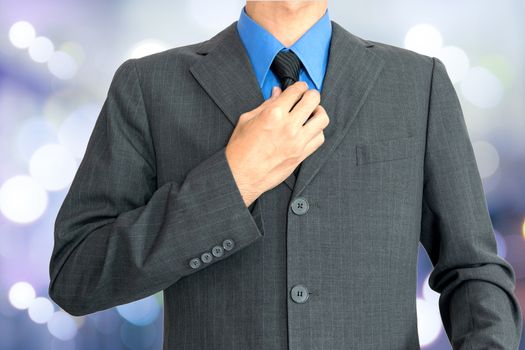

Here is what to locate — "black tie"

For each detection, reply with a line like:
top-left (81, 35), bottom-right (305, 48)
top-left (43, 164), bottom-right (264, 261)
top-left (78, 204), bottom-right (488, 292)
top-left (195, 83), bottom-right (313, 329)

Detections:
top-left (270, 49), bottom-right (303, 177)
top-left (270, 49), bottom-right (302, 90)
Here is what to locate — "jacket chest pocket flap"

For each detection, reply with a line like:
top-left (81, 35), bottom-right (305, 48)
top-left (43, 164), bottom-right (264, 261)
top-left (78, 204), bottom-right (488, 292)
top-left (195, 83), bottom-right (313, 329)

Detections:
top-left (356, 135), bottom-right (418, 165)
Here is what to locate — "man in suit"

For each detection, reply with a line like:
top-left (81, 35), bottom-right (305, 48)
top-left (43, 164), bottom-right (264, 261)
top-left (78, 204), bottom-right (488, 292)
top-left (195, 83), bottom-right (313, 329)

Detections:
top-left (48, 1), bottom-right (523, 349)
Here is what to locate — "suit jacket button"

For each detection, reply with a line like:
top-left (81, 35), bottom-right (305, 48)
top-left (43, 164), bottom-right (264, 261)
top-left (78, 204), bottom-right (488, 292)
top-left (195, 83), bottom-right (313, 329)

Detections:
top-left (290, 197), bottom-right (309, 215)
top-left (211, 245), bottom-right (224, 257)
top-left (189, 258), bottom-right (201, 269)
top-left (290, 284), bottom-right (309, 303)
top-left (222, 239), bottom-right (235, 251)
top-left (201, 252), bottom-right (213, 263)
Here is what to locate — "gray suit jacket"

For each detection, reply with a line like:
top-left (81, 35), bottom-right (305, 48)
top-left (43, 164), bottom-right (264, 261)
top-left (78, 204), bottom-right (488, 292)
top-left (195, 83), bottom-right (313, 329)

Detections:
top-left (48, 20), bottom-right (522, 349)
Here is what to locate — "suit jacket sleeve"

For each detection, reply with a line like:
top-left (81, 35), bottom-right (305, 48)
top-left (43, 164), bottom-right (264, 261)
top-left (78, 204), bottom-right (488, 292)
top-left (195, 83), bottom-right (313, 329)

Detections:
top-left (419, 57), bottom-right (523, 349)
top-left (48, 58), bottom-right (265, 316)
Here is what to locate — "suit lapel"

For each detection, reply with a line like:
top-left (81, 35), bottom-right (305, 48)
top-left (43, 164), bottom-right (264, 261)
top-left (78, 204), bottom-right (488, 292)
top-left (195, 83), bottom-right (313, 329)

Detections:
top-left (189, 22), bottom-right (298, 190)
top-left (190, 22), bottom-right (262, 127)
top-left (189, 20), bottom-right (385, 197)
top-left (291, 21), bottom-right (385, 198)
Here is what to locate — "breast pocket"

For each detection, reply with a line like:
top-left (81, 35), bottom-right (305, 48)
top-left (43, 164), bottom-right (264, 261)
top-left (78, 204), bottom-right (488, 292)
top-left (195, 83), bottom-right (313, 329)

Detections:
top-left (355, 135), bottom-right (419, 165)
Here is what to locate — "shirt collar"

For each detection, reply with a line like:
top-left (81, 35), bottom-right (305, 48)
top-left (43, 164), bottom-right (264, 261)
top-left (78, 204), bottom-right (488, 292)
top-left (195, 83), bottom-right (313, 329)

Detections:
top-left (237, 6), bottom-right (332, 90)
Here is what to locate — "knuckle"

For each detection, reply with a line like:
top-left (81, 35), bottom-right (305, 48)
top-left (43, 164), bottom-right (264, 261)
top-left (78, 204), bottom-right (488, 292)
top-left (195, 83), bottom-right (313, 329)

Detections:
top-left (314, 106), bottom-right (329, 126)
top-left (294, 81), bottom-right (308, 91)
top-left (322, 113), bottom-right (330, 127)
top-left (313, 133), bottom-right (325, 148)
top-left (260, 116), bottom-right (273, 129)
top-left (266, 105), bottom-right (284, 119)
top-left (306, 89), bottom-right (321, 103)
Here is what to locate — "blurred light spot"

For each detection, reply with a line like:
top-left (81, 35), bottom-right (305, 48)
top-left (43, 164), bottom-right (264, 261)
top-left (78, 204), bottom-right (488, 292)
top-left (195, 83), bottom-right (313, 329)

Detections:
top-left (47, 311), bottom-right (78, 341)
top-left (48, 51), bottom-right (78, 80)
top-left (422, 273), bottom-right (440, 306)
top-left (42, 91), bottom-right (80, 125)
top-left (404, 24), bottom-right (442, 56)
top-left (0, 175), bottom-right (48, 223)
top-left (435, 46), bottom-right (470, 84)
top-left (187, 0), bottom-right (244, 34)
top-left (8, 281), bottom-right (36, 310)
top-left (479, 54), bottom-right (514, 88)
top-left (27, 225), bottom-right (55, 287)
top-left (28, 36), bottom-right (55, 63)
top-left (16, 117), bottom-right (58, 162)
top-left (28, 297), bottom-right (54, 323)
top-left (120, 322), bottom-right (157, 350)
top-left (29, 144), bottom-right (78, 191)
top-left (58, 105), bottom-right (99, 158)
top-left (129, 39), bottom-right (169, 59)
top-left (60, 41), bottom-right (86, 66)
top-left (92, 310), bottom-right (121, 335)
top-left (472, 141), bottom-right (499, 178)
top-left (9, 21), bottom-right (36, 49)
top-left (494, 230), bottom-right (507, 258)
top-left (522, 220), bottom-right (525, 240)
top-left (461, 67), bottom-right (504, 108)
top-left (416, 298), bottom-right (442, 347)
top-left (116, 295), bottom-right (160, 326)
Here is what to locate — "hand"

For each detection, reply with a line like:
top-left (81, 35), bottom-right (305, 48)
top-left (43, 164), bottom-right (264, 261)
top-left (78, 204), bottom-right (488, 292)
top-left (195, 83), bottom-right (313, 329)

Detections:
top-left (225, 81), bottom-right (330, 207)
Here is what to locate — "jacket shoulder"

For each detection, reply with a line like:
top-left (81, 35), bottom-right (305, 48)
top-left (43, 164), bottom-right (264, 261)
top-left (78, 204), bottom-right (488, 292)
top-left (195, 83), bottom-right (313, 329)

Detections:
top-left (366, 38), bottom-right (435, 73)
top-left (331, 21), bottom-right (437, 79)
top-left (129, 39), bottom-right (208, 74)
top-left (129, 22), bottom-right (236, 74)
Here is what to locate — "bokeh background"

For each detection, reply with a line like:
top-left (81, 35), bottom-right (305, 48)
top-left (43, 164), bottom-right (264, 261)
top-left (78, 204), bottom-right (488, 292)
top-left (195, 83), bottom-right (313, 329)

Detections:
top-left (0, 0), bottom-right (524, 349)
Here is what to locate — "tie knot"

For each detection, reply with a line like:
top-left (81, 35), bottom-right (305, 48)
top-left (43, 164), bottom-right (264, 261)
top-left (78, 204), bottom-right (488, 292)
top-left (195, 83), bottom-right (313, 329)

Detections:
top-left (270, 50), bottom-right (302, 90)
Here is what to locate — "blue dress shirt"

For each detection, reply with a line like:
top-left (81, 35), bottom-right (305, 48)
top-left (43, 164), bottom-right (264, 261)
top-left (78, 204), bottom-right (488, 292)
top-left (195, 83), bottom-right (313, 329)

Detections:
top-left (236, 6), bottom-right (332, 100)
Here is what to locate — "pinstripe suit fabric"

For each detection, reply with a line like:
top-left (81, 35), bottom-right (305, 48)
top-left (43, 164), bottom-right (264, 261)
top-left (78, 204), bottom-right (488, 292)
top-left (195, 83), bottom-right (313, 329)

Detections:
top-left (49, 20), bottom-right (522, 349)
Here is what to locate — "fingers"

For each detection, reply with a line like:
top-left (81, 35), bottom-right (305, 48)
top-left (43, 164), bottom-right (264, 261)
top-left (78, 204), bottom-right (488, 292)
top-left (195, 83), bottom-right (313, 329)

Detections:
top-left (289, 88), bottom-right (321, 128)
top-left (300, 131), bottom-right (325, 162)
top-left (299, 104), bottom-right (330, 143)
top-left (271, 86), bottom-right (282, 98)
top-left (273, 81), bottom-right (309, 113)
top-left (243, 86), bottom-right (283, 120)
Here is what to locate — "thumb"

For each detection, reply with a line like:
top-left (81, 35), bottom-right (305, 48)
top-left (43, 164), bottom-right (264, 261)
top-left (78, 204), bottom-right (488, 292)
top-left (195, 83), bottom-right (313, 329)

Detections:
top-left (244, 86), bottom-right (282, 119)
top-left (270, 85), bottom-right (282, 99)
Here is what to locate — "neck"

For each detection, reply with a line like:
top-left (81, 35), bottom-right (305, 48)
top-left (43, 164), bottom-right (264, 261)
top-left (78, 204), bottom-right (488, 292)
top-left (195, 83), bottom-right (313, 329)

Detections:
top-left (245, 1), bottom-right (328, 47)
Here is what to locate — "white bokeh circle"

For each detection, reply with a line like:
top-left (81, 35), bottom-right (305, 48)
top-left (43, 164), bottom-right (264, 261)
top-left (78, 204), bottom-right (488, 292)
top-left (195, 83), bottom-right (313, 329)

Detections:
top-left (0, 175), bottom-right (48, 223)
top-left (472, 140), bottom-right (500, 178)
top-left (461, 66), bottom-right (504, 109)
top-left (48, 51), bottom-right (78, 79)
top-left (9, 21), bottom-right (36, 49)
top-left (404, 24), bottom-right (443, 56)
top-left (29, 143), bottom-right (78, 191)
top-left (8, 281), bottom-right (36, 310)
top-left (436, 46), bottom-right (470, 84)
top-left (28, 36), bottom-right (55, 63)
top-left (28, 297), bottom-right (55, 324)
top-left (47, 311), bottom-right (78, 341)
top-left (129, 39), bottom-right (169, 59)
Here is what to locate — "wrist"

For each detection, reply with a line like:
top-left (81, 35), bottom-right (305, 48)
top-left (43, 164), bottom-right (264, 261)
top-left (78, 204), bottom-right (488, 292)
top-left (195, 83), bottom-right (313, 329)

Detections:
top-left (225, 146), bottom-right (261, 207)
top-left (238, 187), bottom-right (260, 207)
